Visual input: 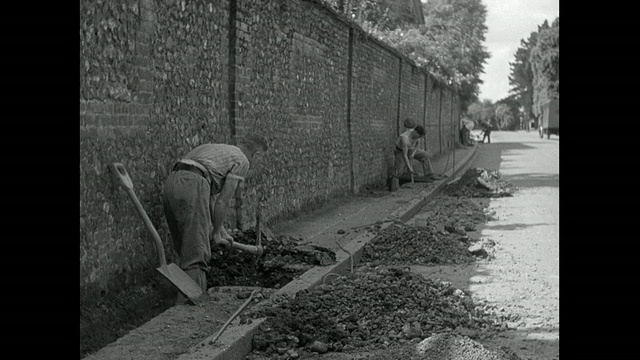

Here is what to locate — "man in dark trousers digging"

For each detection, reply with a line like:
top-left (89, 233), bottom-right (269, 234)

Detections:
top-left (394, 121), bottom-right (444, 182)
top-left (162, 134), bottom-right (269, 304)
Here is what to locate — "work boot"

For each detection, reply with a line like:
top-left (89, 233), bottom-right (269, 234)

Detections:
top-left (390, 176), bottom-right (400, 192)
top-left (176, 269), bottom-right (207, 305)
top-left (426, 173), bottom-right (445, 180)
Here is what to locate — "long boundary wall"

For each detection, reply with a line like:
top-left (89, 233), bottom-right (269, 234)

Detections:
top-left (80, 0), bottom-right (462, 327)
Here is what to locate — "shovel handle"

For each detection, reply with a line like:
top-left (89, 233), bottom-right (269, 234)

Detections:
top-left (110, 163), bottom-right (167, 267)
top-left (111, 162), bottom-right (134, 190)
top-left (256, 209), bottom-right (262, 248)
top-left (232, 241), bottom-right (260, 254)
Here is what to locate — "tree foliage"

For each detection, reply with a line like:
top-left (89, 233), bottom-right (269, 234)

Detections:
top-left (508, 27), bottom-right (540, 126)
top-left (465, 96), bottom-right (522, 131)
top-left (494, 95), bottom-right (522, 130)
top-left (323, 0), bottom-right (490, 111)
top-left (530, 17), bottom-right (559, 117)
top-left (466, 99), bottom-right (496, 128)
top-left (494, 103), bottom-right (516, 130)
top-left (509, 17), bottom-right (558, 126)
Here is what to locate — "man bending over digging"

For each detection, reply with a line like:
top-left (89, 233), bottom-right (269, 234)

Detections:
top-left (162, 134), bottom-right (268, 304)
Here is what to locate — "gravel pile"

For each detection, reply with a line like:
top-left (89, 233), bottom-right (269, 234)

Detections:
top-left (361, 224), bottom-right (477, 266)
top-left (411, 333), bottom-right (522, 360)
top-left (444, 168), bottom-right (516, 198)
top-left (207, 229), bottom-right (336, 289)
top-left (297, 333), bottom-right (522, 360)
top-left (247, 267), bottom-right (508, 359)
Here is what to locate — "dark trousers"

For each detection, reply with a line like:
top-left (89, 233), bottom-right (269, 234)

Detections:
top-left (162, 170), bottom-right (213, 281)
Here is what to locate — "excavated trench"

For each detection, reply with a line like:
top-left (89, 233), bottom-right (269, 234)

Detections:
top-left (81, 167), bottom-right (516, 360)
top-left (80, 229), bottom-right (336, 359)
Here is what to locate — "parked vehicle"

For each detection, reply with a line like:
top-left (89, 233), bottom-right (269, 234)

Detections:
top-left (539, 99), bottom-right (559, 139)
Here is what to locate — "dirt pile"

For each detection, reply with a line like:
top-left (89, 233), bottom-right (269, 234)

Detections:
top-left (361, 224), bottom-right (477, 266)
top-left (444, 168), bottom-right (516, 198)
top-left (208, 229), bottom-right (336, 289)
top-left (416, 194), bottom-right (494, 231)
top-left (247, 267), bottom-right (508, 359)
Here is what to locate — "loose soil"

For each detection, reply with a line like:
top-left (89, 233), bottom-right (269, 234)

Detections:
top-left (208, 229), bottom-right (336, 288)
top-left (362, 224), bottom-right (477, 266)
top-left (80, 229), bottom-right (336, 359)
top-left (244, 168), bottom-right (524, 360)
top-left (246, 267), bottom-right (510, 360)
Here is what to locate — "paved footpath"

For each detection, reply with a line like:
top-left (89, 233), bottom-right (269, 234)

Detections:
top-left (272, 144), bottom-right (478, 253)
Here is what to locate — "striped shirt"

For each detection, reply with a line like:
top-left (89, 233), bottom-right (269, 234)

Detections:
top-left (179, 144), bottom-right (250, 192)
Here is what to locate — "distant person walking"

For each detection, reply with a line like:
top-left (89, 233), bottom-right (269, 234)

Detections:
top-left (480, 121), bottom-right (493, 144)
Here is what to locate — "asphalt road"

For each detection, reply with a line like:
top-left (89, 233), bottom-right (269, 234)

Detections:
top-left (405, 130), bottom-right (559, 360)
top-left (467, 130), bottom-right (559, 359)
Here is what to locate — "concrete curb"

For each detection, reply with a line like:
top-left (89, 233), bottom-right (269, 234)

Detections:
top-left (178, 319), bottom-right (266, 360)
top-left (185, 145), bottom-right (479, 360)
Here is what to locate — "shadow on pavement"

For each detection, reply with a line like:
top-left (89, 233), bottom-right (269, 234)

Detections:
top-left (483, 325), bottom-right (559, 359)
top-left (474, 142), bottom-right (537, 172)
top-left (483, 222), bottom-right (551, 231)
top-left (505, 173), bottom-right (559, 188)
top-left (479, 142), bottom-right (537, 151)
top-left (408, 264), bottom-right (491, 294)
top-left (476, 141), bottom-right (558, 189)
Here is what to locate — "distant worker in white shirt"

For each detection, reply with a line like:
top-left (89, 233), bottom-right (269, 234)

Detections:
top-left (394, 119), bottom-right (444, 180)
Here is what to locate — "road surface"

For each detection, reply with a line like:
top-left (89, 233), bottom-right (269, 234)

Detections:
top-left (410, 130), bottom-right (559, 359)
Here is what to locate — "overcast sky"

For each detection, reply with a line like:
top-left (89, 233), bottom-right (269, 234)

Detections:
top-left (477, 0), bottom-right (559, 102)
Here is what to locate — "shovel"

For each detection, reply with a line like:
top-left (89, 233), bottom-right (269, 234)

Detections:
top-left (109, 163), bottom-right (205, 304)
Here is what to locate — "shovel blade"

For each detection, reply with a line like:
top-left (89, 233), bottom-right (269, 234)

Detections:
top-left (157, 263), bottom-right (205, 303)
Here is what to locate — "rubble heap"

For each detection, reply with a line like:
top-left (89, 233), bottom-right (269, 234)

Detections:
top-left (362, 224), bottom-right (477, 266)
top-left (414, 194), bottom-right (495, 234)
top-left (444, 168), bottom-right (516, 198)
top-left (248, 267), bottom-right (507, 359)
